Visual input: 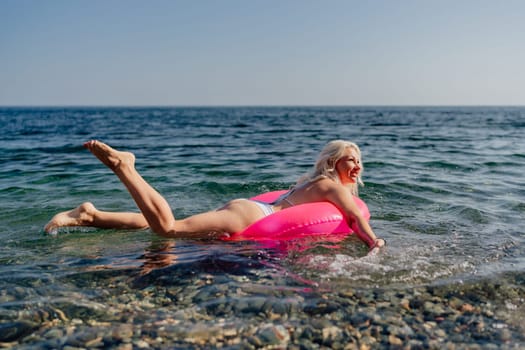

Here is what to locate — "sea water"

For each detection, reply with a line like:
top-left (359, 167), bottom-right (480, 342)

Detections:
top-left (0, 107), bottom-right (524, 348)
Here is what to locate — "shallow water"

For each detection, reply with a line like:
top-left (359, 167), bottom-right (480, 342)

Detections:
top-left (1, 106), bottom-right (524, 348)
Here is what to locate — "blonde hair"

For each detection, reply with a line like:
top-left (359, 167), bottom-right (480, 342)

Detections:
top-left (296, 140), bottom-right (364, 195)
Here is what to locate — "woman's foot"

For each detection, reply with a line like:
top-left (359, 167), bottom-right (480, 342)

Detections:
top-left (83, 140), bottom-right (135, 172)
top-left (44, 202), bottom-right (96, 234)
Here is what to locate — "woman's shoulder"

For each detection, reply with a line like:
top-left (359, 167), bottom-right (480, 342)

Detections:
top-left (309, 177), bottom-right (346, 193)
top-left (305, 178), bottom-right (355, 206)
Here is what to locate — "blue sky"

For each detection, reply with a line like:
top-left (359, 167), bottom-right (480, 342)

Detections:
top-left (1, 0), bottom-right (524, 106)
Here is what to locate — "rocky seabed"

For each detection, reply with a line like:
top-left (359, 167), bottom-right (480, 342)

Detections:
top-left (1, 270), bottom-right (524, 349)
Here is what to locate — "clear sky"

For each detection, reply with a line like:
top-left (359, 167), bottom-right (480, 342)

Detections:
top-left (1, 0), bottom-right (524, 106)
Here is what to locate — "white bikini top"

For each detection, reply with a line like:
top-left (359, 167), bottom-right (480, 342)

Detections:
top-left (272, 181), bottom-right (312, 206)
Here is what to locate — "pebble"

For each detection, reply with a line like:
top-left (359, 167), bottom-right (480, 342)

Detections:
top-left (132, 339), bottom-right (149, 348)
top-left (388, 334), bottom-right (403, 346)
top-left (112, 324), bottom-right (133, 341)
top-left (255, 324), bottom-right (289, 346)
top-left (0, 321), bottom-right (38, 343)
top-left (462, 303), bottom-right (477, 313)
top-left (299, 325), bottom-right (316, 340)
top-left (222, 327), bottom-right (237, 337)
top-left (399, 298), bottom-right (411, 311)
top-left (322, 325), bottom-right (342, 342)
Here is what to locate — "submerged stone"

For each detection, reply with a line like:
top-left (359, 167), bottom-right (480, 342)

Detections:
top-left (0, 321), bottom-right (38, 342)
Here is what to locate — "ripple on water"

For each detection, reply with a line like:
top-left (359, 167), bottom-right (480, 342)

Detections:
top-left (445, 204), bottom-right (491, 225)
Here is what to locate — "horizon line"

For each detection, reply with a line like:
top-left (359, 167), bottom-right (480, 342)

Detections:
top-left (1, 104), bottom-right (524, 108)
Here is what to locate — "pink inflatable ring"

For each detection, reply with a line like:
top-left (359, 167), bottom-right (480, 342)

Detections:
top-left (223, 190), bottom-right (370, 242)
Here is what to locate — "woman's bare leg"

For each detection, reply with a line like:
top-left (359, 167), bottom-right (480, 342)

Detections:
top-left (44, 202), bottom-right (148, 233)
top-left (83, 140), bottom-right (177, 236)
top-left (45, 140), bottom-right (266, 237)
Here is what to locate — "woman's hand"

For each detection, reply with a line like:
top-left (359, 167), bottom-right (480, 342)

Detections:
top-left (368, 238), bottom-right (386, 255)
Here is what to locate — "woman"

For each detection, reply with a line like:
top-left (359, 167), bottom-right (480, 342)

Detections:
top-left (45, 140), bottom-right (385, 252)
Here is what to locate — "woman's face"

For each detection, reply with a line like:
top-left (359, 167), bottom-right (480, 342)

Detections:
top-left (335, 148), bottom-right (361, 184)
